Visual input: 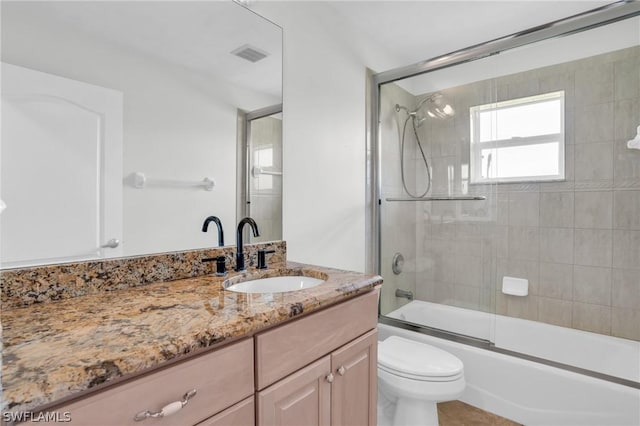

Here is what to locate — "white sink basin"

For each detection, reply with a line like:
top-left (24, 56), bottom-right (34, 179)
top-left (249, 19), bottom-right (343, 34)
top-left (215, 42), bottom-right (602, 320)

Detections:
top-left (225, 276), bottom-right (325, 293)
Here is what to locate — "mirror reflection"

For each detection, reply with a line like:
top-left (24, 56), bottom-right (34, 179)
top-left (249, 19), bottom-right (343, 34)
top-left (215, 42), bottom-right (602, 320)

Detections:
top-left (0, 1), bottom-right (283, 268)
top-left (245, 110), bottom-right (283, 243)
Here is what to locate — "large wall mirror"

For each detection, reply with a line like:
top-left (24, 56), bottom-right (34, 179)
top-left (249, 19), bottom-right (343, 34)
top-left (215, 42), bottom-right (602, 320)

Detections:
top-left (0, 1), bottom-right (282, 268)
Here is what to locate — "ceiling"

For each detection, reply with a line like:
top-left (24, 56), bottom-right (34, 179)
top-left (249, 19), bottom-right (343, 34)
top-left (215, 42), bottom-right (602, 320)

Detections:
top-left (399, 10), bottom-right (640, 94)
top-left (2, 1), bottom-right (283, 104)
top-left (322, 0), bottom-right (613, 69)
top-left (3, 0), bottom-right (620, 102)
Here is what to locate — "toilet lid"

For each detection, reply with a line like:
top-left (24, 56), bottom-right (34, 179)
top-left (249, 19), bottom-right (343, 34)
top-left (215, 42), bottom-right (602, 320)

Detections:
top-left (378, 336), bottom-right (463, 380)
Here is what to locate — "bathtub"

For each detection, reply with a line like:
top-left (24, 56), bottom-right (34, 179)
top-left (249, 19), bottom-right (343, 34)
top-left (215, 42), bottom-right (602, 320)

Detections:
top-left (380, 301), bottom-right (640, 426)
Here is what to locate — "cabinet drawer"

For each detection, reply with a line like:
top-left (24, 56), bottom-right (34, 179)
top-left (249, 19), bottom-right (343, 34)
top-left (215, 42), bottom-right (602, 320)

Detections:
top-left (255, 290), bottom-right (378, 389)
top-left (51, 339), bottom-right (253, 426)
top-left (196, 396), bottom-right (254, 426)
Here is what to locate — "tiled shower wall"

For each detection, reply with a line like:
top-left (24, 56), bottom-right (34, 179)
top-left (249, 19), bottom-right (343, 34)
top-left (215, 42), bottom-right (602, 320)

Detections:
top-left (491, 46), bottom-right (640, 341)
top-left (385, 46), bottom-right (640, 341)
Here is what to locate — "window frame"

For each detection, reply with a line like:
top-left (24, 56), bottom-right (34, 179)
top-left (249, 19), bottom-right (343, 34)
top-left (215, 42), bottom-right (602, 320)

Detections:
top-left (469, 90), bottom-right (565, 184)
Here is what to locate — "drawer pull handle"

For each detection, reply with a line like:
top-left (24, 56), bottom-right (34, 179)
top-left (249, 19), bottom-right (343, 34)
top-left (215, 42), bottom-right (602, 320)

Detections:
top-left (325, 373), bottom-right (334, 383)
top-left (134, 389), bottom-right (197, 421)
top-left (337, 365), bottom-right (346, 376)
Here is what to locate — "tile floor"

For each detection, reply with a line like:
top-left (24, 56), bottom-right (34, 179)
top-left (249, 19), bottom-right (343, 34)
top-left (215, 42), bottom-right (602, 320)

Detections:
top-left (437, 401), bottom-right (521, 425)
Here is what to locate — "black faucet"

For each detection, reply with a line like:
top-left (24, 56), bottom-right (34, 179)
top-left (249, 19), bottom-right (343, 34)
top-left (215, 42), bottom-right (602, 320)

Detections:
top-left (202, 216), bottom-right (224, 246)
top-left (236, 217), bottom-right (259, 272)
top-left (203, 256), bottom-right (227, 277)
top-left (257, 249), bottom-right (276, 270)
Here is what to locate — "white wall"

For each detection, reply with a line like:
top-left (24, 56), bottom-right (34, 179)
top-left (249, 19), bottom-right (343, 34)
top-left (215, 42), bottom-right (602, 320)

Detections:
top-left (2, 11), bottom-right (277, 257)
top-left (254, 2), bottom-right (398, 272)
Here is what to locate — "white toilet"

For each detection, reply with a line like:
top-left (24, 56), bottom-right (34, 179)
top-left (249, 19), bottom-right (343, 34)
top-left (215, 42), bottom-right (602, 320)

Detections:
top-left (377, 336), bottom-right (465, 426)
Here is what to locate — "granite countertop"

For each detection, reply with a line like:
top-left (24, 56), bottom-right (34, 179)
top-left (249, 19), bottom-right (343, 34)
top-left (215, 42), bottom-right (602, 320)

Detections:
top-left (1, 262), bottom-right (382, 413)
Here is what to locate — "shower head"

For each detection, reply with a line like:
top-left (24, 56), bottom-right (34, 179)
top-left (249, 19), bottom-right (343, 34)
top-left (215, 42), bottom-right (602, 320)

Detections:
top-left (395, 92), bottom-right (455, 125)
top-left (416, 92), bottom-right (455, 119)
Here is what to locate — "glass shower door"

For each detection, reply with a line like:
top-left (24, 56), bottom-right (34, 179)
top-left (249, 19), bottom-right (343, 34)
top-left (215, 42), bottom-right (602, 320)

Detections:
top-left (377, 74), bottom-right (500, 343)
top-left (243, 107), bottom-right (283, 243)
top-left (375, 9), bottom-right (640, 385)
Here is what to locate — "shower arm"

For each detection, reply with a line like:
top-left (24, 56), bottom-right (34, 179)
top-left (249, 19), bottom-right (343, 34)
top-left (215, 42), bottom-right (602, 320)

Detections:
top-left (395, 104), bottom-right (411, 114)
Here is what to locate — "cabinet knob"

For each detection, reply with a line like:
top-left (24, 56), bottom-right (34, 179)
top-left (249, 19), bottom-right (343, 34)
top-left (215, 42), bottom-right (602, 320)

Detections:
top-left (133, 389), bottom-right (197, 421)
top-left (325, 373), bottom-right (334, 383)
top-left (337, 365), bottom-right (346, 376)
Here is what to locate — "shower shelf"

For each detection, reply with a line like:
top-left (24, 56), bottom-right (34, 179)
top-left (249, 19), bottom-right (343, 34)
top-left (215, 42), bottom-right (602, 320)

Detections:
top-left (385, 196), bottom-right (486, 202)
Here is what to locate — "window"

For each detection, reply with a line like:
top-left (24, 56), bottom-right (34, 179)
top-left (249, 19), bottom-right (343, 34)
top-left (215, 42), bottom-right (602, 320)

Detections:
top-left (254, 146), bottom-right (274, 190)
top-left (470, 91), bottom-right (565, 183)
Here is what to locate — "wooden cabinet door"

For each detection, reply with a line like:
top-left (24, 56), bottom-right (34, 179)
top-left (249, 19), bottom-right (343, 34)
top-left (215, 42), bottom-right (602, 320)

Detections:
top-left (257, 356), bottom-right (331, 426)
top-left (330, 330), bottom-right (378, 426)
top-left (255, 290), bottom-right (378, 390)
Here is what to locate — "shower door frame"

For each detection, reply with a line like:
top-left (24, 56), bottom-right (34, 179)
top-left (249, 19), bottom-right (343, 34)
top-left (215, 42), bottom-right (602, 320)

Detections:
top-left (366, 0), bottom-right (640, 389)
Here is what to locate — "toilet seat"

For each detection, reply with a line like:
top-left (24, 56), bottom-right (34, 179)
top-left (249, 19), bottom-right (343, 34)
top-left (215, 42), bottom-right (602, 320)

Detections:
top-left (378, 336), bottom-right (464, 382)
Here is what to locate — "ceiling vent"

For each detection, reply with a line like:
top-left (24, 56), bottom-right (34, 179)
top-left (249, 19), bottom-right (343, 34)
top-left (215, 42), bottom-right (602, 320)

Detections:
top-left (231, 44), bottom-right (269, 63)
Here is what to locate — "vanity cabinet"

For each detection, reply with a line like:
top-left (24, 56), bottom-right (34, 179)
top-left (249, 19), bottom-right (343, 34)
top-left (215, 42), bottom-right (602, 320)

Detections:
top-left (256, 290), bottom-right (379, 426)
top-left (26, 289), bottom-right (379, 426)
top-left (256, 330), bottom-right (377, 426)
top-left (43, 338), bottom-right (254, 426)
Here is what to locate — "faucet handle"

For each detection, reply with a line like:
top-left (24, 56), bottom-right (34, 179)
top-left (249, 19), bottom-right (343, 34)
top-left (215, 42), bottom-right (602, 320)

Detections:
top-left (257, 250), bottom-right (276, 270)
top-left (203, 256), bottom-right (227, 277)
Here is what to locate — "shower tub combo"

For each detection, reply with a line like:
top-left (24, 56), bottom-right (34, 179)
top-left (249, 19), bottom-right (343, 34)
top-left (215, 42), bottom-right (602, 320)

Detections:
top-left (370, 2), bottom-right (640, 425)
top-left (380, 301), bottom-right (640, 425)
